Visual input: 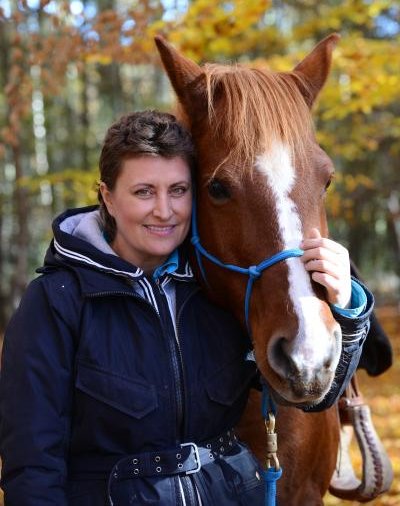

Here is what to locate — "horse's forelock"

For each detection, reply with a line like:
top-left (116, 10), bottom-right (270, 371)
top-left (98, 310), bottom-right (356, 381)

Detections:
top-left (202, 63), bottom-right (314, 180)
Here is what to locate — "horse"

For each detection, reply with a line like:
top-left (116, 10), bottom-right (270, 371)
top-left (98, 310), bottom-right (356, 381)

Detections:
top-left (155, 34), bottom-right (346, 505)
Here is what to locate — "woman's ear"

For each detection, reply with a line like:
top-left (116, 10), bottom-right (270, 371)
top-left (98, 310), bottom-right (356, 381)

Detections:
top-left (99, 182), bottom-right (114, 216)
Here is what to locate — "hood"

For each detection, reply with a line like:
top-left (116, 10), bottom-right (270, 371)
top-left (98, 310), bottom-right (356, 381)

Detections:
top-left (41, 206), bottom-right (193, 290)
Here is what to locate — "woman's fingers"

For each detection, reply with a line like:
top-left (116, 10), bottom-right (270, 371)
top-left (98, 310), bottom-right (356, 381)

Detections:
top-left (300, 228), bottom-right (351, 308)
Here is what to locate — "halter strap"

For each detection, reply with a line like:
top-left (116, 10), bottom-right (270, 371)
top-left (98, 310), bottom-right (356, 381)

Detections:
top-left (190, 198), bottom-right (303, 334)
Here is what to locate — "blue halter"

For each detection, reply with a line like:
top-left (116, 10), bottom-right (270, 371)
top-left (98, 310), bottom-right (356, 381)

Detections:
top-left (190, 198), bottom-right (304, 334)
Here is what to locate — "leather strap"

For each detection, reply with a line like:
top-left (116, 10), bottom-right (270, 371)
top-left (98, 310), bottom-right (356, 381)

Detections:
top-left (329, 374), bottom-right (393, 502)
top-left (111, 430), bottom-right (239, 480)
top-left (70, 428), bottom-right (238, 480)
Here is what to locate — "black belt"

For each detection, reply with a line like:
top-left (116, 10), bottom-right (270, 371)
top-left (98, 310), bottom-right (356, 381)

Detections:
top-left (111, 429), bottom-right (238, 480)
top-left (70, 429), bottom-right (239, 480)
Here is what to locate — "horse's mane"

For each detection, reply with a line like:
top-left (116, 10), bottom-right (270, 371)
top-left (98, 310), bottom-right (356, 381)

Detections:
top-left (201, 63), bottom-right (314, 180)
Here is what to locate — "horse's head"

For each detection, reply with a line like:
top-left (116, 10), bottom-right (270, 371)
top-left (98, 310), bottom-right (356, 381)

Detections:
top-left (156, 35), bottom-right (342, 408)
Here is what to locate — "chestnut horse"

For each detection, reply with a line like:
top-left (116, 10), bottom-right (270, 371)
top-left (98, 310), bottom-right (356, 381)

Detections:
top-left (156, 35), bottom-right (342, 505)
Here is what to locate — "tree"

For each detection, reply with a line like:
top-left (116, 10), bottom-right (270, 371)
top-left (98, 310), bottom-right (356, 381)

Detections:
top-left (0, 0), bottom-right (399, 330)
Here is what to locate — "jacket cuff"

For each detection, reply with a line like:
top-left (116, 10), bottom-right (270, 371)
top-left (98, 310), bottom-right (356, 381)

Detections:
top-left (332, 277), bottom-right (374, 343)
top-left (331, 279), bottom-right (367, 318)
top-left (301, 331), bottom-right (366, 412)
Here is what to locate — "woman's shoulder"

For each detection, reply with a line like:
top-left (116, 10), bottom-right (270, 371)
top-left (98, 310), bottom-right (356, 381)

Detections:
top-left (19, 267), bottom-right (83, 324)
top-left (3, 268), bottom-right (84, 350)
top-left (30, 266), bottom-right (81, 297)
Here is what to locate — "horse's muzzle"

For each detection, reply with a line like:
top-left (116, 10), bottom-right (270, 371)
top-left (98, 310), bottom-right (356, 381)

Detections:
top-left (266, 327), bottom-right (341, 404)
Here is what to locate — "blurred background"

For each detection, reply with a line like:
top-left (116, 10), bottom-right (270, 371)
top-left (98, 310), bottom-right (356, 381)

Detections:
top-left (0, 1), bottom-right (399, 504)
top-left (0, 0), bottom-right (399, 325)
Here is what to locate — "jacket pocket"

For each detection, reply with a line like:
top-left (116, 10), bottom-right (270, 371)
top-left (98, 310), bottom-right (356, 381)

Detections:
top-left (206, 357), bottom-right (256, 406)
top-left (75, 360), bottom-right (158, 419)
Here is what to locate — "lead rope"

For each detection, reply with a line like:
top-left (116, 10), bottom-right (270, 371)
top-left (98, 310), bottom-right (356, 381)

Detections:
top-left (262, 384), bottom-right (282, 506)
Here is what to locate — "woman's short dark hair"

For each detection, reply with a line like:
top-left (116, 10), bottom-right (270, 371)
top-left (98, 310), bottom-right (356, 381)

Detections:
top-left (98, 110), bottom-right (196, 242)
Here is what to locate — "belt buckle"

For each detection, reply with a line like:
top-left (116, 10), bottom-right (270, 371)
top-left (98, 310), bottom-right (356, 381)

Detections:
top-left (181, 442), bottom-right (201, 475)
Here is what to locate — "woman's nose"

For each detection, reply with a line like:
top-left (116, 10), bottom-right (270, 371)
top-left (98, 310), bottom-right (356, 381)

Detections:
top-left (153, 194), bottom-right (173, 220)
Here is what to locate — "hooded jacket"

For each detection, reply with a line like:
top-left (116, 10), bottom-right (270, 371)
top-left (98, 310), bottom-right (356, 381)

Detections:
top-left (0, 206), bottom-right (373, 505)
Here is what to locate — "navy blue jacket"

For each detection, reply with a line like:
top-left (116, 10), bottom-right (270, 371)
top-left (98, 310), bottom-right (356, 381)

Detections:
top-left (0, 206), bottom-right (373, 505)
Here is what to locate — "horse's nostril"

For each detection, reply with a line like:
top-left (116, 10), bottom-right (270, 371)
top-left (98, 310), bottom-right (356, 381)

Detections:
top-left (269, 333), bottom-right (337, 381)
top-left (269, 336), bottom-right (292, 379)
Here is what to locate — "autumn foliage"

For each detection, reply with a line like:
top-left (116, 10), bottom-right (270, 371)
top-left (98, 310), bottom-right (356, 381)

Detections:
top-left (0, 3), bottom-right (399, 503)
top-left (0, 1), bottom-right (399, 320)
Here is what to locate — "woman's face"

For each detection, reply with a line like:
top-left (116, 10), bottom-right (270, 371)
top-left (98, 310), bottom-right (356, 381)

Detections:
top-left (100, 156), bottom-right (192, 272)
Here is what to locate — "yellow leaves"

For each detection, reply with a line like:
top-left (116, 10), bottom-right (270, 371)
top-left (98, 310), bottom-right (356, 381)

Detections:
top-left (2, 0), bottom-right (399, 207)
top-left (208, 38), bottom-right (232, 57)
top-left (321, 36), bottom-right (400, 122)
top-left (85, 54), bottom-right (112, 65)
top-left (149, 18), bottom-right (165, 34)
top-left (326, 172), bottom-right (375, 221)
top-left (293, 0), bottom-right (391, 40)
top-left (163, 0), bottom-right (272, 61)
top-left (20, 169), bottom-right (99, 206)
top-left (343, 174), bottom-right (375, 192)
top-left (367, 0), bottom-right (393, 18)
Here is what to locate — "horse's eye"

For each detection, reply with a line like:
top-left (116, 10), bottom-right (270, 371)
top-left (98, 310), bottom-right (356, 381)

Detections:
top-left (207, 179), bottom-right (231, 201)
top-left (325, 175), bottom-right (334, 192)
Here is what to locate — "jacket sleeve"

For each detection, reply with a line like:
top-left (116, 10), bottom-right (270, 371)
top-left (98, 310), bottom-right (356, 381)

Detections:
top-left (0, 274), bottom-right (79, 505)
top-left (302, 278), bottom-right (374, 412)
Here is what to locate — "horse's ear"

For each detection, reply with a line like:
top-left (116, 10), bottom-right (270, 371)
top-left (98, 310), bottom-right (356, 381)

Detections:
top-left (155, 36), bottom-right (205, 112)
top-left (293, 33), bottom-right (340, 108)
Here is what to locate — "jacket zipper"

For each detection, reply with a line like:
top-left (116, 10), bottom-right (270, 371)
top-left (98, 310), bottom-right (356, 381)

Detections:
top-left (85, 285), bottom-right (198, 439)
top-left (153, 278), bottom-right (186, 439)
top-left (87, 283), bottom-right (202, 505)
top-left (174, 285), bottom-right (202, 506)
top-left (154, 280), bottom-right (202, 506)
top-left (85, 286), bottom-right (185, 432)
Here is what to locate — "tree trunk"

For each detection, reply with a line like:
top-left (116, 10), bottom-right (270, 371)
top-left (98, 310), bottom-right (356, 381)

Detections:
top-left (10, 143), bottom-right (30, 310)
top-left (81, 62), bottom-right (90, 171)
top-left (0, 19), bottom-right (10, 329)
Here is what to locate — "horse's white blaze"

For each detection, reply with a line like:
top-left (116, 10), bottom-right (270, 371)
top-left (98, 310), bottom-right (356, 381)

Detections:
top-left (256, 143), bottom-right (338, 372)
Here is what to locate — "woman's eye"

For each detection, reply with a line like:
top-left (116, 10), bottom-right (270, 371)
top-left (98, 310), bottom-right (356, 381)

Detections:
top-left (207, 179), bottom-right (230, 201)
top-left (135, 188), bottom-right (153, 197)
top-left (170, 186), bottom-right (188, 196)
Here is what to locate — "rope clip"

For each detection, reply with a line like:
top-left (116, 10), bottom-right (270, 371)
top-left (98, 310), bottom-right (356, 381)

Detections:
top-left (265, 412), bottom-right (280, 470)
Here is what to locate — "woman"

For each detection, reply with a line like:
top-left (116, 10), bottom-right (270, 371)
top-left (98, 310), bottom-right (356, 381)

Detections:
top-left (0, 111), bottom-right (373, 505)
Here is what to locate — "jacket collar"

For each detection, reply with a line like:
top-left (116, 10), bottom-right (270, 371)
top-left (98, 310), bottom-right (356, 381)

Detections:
top-left (42, 206), bottom-right (194, 294)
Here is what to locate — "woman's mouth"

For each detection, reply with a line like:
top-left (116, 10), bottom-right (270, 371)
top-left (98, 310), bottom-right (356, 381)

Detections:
top-left (144, 225), bottom-right (176, 236)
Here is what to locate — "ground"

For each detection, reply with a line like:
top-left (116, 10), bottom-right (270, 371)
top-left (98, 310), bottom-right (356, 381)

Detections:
top-left (0, 306), bottom-right (399, 505)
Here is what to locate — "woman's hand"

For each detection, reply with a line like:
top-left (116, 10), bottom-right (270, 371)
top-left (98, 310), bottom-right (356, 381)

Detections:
top-left (300, 228), bottom-right (352, 309)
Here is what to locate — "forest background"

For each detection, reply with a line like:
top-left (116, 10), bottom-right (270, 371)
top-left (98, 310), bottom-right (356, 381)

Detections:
top-left (0, 0), bottom-right (399, 330)
top-left (0, 2), bottom-right (400, 505)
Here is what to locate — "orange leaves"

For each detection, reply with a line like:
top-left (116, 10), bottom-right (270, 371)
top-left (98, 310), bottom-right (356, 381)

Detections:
top-left (0, 127), bottom-right (19, 148)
